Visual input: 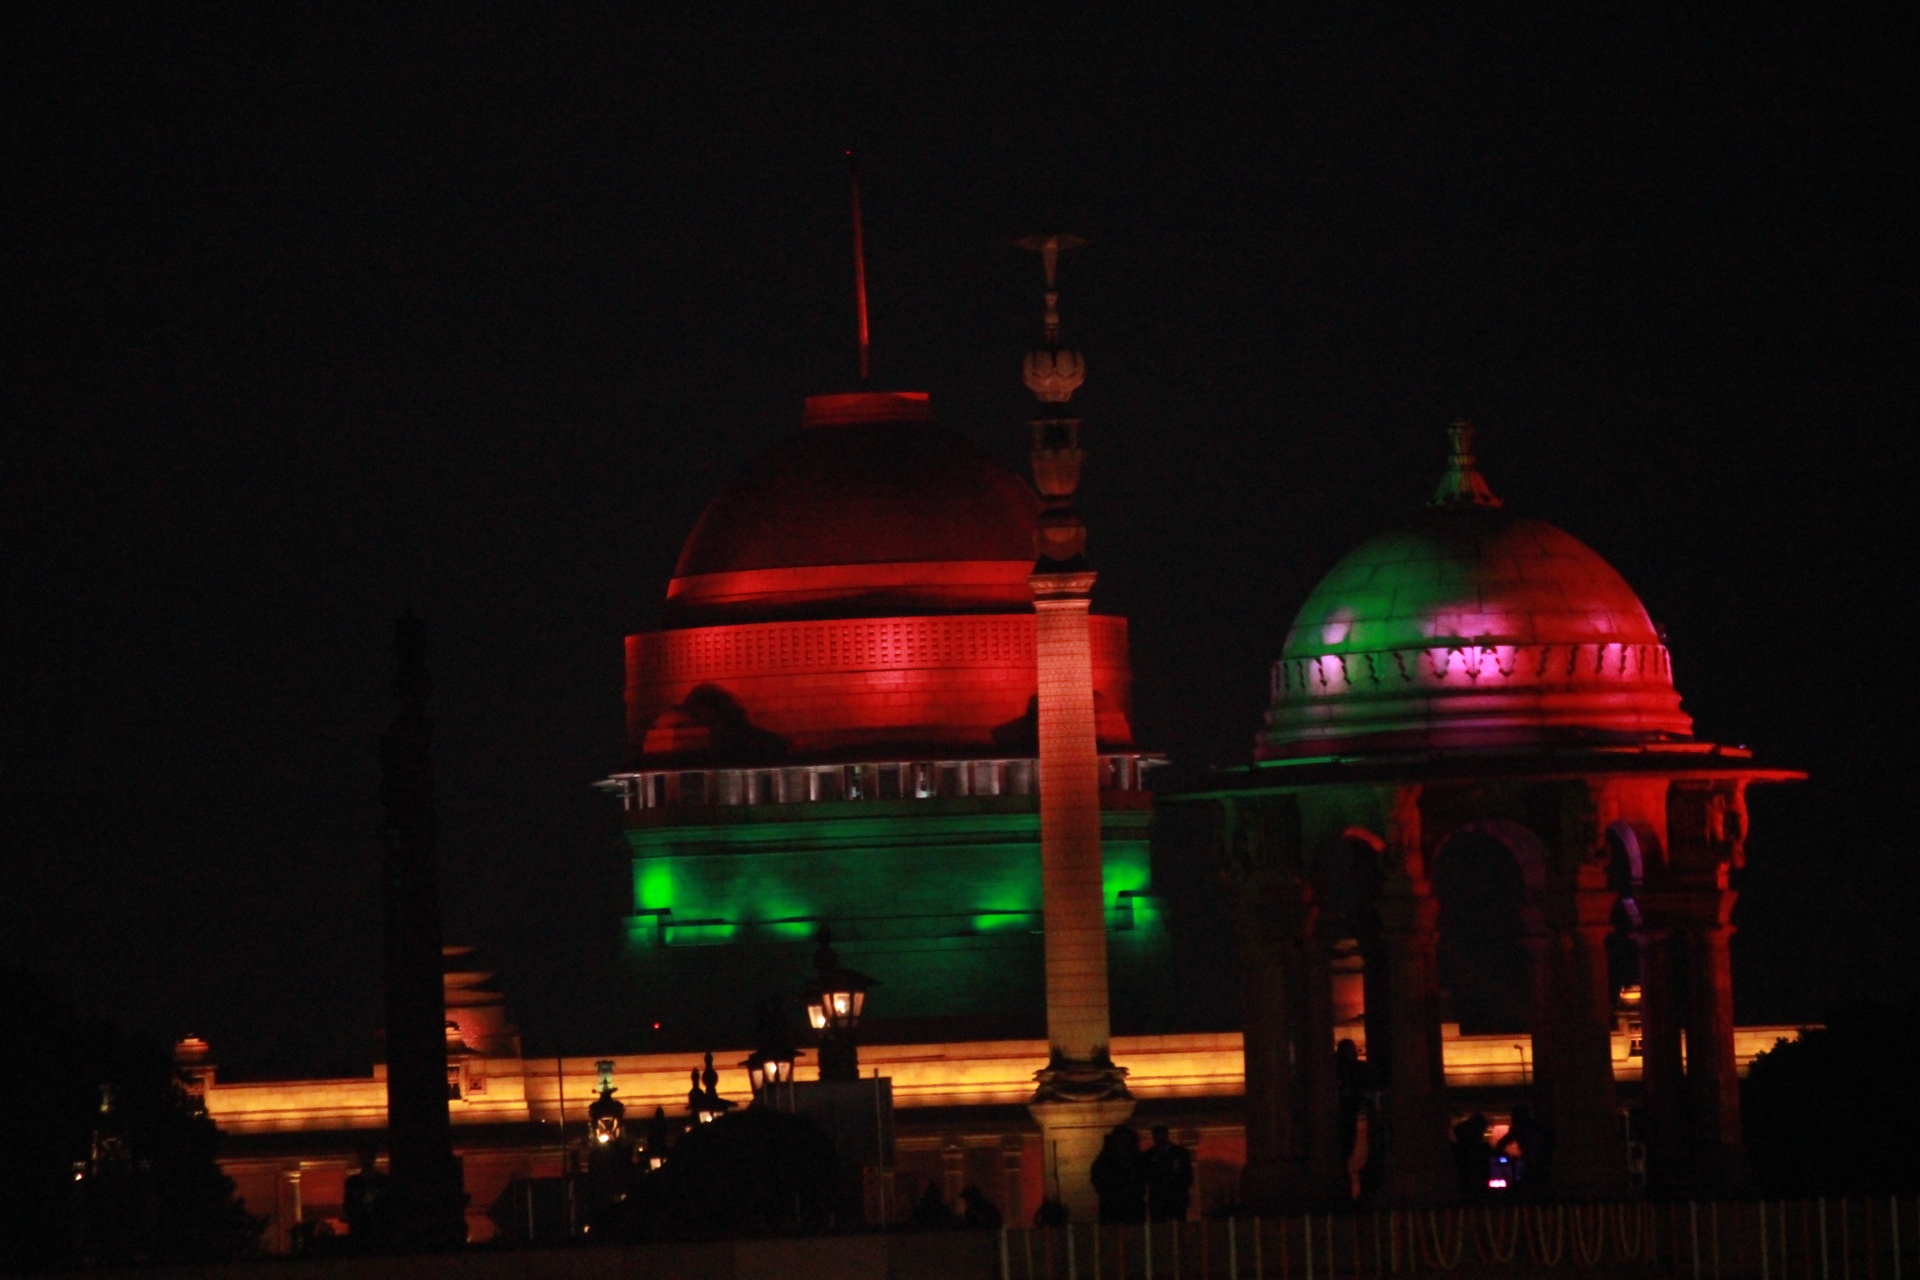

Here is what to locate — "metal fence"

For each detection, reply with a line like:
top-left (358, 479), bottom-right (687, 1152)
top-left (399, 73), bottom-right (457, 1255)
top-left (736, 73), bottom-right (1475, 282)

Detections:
top-left (997, 1198), bottom-right (1920, 1280)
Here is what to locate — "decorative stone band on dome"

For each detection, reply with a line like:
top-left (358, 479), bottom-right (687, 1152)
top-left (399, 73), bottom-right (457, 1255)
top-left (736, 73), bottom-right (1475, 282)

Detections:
top-left (1263, 640), bottom-right (1691, 757)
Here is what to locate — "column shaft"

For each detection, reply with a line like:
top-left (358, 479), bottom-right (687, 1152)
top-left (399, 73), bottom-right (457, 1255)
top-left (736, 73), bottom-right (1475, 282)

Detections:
top-left (1376, 884), bottom-right (1454, 1202)
top-left (1685, 903), bottom-right (1745, 1191)
top-left (1033, 588), bottom-right (1110, 1061)
top-left (1633, 925), bottom-right (1688, 1193)
top-left (1549, 887), bottom-right (1629, 1198)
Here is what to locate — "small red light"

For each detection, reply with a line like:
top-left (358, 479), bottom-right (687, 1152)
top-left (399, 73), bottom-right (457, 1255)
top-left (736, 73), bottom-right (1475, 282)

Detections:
top-left (652, 1022), bottom-right (661, 1030)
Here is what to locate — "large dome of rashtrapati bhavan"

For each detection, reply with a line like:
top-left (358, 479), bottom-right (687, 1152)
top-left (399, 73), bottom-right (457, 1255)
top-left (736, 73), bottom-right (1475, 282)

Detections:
top-left (602, 388), bottom-right (1170, 1048)
top-left (626, 391), bottom-right (1136, 765)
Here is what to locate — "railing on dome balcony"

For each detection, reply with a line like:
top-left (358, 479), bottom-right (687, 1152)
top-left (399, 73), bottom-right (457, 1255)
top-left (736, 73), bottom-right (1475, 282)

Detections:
top-left (600, 753), bottom-right (1162, 812)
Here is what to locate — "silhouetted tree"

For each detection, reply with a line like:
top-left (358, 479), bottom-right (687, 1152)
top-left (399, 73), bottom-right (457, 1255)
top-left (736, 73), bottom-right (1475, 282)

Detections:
top-left (0, 970), bottom-right (260, 1271)
top-left (1744, 1005), bottom-right (1920, 1197)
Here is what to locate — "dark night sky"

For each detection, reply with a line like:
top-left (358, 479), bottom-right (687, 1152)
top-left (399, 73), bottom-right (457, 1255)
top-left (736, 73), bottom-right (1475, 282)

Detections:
top-left (4, 8), bottom-right (1913, 1077)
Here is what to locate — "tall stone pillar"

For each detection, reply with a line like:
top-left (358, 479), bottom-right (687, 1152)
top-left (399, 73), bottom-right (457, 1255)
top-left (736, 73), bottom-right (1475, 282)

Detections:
top-left (1222, 821), bottom-right (1315, 1208)
top-left (1684, 894), bottom-right (1745, 1191)
top-left (1546, 879), bottom-right (1631, 1198)
top-left (1032, 571), bottom-right (1112, 1064)
top-left (378, 615), bottom-right (467, 1249)
top-left (1666, 781), bottom-right (1751, 1193)
top-left (1018, 234), bottom-right (1132, 1223)
top-left (1301, 916), bottom-right (1349, 1203)
top-left (1632, 921), bottom-right (1689, 1193)
top-left (1373, 786), bottom-right (1455, 1203)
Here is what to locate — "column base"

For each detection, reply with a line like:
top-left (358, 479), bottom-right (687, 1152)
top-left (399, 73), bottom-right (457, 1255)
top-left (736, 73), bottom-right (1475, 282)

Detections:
top-left (1030, 1056), bottom-right (1134, 1224)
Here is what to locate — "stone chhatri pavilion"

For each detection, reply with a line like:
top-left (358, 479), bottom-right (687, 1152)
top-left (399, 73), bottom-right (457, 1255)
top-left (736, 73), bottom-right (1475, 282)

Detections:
top-left (1176, 424), bottom-right (1800, 1207)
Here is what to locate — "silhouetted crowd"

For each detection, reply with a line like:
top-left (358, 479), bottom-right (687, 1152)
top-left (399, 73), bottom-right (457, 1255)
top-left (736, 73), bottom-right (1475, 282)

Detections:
top-left (1089, 1126), bottom-right (1196, 1223)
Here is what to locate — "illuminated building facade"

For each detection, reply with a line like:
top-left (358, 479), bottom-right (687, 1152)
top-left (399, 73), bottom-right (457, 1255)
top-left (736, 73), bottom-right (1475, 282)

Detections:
top-left (191, 258), bottom-right (1802, 1244)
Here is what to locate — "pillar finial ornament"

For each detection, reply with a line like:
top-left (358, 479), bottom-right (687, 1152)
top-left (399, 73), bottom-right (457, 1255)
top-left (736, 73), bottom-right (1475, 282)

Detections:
top-left (1019, 233), bottom-right (1092, 568)
top-left (1017, 233), bottom-right (1088, 405)
top-left (1430, 420), bottom-right (1503, 509)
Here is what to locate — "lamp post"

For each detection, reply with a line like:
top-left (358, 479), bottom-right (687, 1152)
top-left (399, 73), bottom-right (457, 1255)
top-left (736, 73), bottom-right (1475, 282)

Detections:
top-left (587, 1059), bottom-right (625, 1146)
top-left (742, 997), bottom-right (802, 1107)
top-left (806, 927), bottom-right (876, 1083)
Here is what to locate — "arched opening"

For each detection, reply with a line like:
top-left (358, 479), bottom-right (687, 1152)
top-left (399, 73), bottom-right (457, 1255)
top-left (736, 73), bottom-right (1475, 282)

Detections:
top-left (1432, 831), bottom-right (1534, 1034)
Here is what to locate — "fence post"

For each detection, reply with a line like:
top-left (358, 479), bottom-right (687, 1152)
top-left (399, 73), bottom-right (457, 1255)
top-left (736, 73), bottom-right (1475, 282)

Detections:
top-left (1068, 1223), bottom-right (1079, 1280)
top-left (1304, 1213), bottom-right (1314, 1280)
top-left (1893, 1197), bottom-right (1903, 1280)
top-left (1002, 1225), bottom-right (1013, 1280)
top-left (1761, 1201), bottom-right (1770, 1280)
top-left (1823, 1199), bottom-right (1831, 1280)
top-left (1229, 1215), bottom-right (1239, 1280)
top-left (1692, 1201), bottom-right (1702, 1280)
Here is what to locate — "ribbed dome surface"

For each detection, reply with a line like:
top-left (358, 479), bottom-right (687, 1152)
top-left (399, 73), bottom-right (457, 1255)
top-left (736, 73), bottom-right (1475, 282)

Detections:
top-left (1261, 504), bottom-right (1693, 758)
top-left (664, 393), bottom-right (1041, 626)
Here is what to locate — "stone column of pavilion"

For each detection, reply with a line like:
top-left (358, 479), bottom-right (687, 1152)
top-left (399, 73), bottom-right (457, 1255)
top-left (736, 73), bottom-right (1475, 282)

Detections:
top-left (1018, 234), bottom-right (1135, 1222)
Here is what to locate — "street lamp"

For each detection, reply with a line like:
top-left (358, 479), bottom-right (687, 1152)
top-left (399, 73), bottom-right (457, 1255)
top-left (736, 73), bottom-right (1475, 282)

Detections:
top-left (588, 1059), bottom-right (625, 1146)
top-left (805, 927), bottom-right (877, 1082)
top-left (741, 998), bottom-right (802, 1105)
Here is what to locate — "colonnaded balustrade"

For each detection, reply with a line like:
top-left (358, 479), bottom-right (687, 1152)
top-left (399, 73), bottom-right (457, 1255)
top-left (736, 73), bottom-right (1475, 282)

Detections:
top-left (997, 1196), bottom-right (1920, 1280)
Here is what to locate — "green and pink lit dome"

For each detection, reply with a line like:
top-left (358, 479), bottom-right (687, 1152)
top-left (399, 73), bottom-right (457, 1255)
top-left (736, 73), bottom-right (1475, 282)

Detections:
top-left (1259, 425), bottom-right (1694, 759)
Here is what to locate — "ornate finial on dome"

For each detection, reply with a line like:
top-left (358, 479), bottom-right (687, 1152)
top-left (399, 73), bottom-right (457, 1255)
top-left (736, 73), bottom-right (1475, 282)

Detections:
top-left (1017, 233), bottom-right (1089, 404)
top-left (1430, 420), bottom-right (1503, 509)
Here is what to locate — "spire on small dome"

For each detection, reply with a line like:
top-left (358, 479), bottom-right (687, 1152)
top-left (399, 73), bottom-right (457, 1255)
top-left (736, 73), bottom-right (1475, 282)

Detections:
top-left (1430, 421), bottom-right (1503, 509)
top-left (1017, 233), bottom-right (1089, 405)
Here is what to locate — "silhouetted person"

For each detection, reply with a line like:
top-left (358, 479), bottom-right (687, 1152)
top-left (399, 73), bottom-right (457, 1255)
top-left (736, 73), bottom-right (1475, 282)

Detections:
top-left (1091, 1125), bottom-right (1146, 1223)
top-left (960, 1185), bottom-right (1003, 1229)
top-left (1034, 1199), bottom-right (1070, 1228)
top-left (911, 1182), bottom-right (958, 1229)
top-left (1335, 1040), bottom-right (1367, 1165)
top-left (1504, 1105), bottom-right (1552, 1195)
top-left (1144, 1126), bottom-right (1194, 1221)
top-left (343, 1145), bottom-right (394, 1252)
top-left (1451, 1113), bottom-right (1494, 1198)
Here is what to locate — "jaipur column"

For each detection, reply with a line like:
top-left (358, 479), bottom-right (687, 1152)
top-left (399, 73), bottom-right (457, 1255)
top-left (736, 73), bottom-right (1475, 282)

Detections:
top-left (1017, 246), bottom-right (1133, 1223)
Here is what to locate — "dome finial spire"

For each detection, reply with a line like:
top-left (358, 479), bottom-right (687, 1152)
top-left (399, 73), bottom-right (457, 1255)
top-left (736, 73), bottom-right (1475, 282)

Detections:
top-left (847, 151), bottom-right (871, 385)
top-left (1017, 233), bottom-right (1088, 404)
top-left (1430, 420), bottom-right (1503, 509)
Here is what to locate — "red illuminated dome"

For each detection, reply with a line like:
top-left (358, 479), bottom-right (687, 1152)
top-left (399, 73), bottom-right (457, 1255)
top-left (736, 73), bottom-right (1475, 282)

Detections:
top-left (627, 392), bottom-right (1136, 765)
top-left (1260, 428), bottom-right (1693, 758)
top-left (664, 392), bottom-right (1042, 627)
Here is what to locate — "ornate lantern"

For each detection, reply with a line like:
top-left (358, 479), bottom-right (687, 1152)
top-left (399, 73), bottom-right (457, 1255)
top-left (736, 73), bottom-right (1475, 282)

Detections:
top-left (587, 1059), bottom-right (625, 1145)
top-left (805, 927), bottom-right (877, 1082)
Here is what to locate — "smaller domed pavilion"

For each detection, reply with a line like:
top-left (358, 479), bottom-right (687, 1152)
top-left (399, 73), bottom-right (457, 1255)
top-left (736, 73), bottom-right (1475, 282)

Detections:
top-left (1179, 425), bottom-right (1800, 1207)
